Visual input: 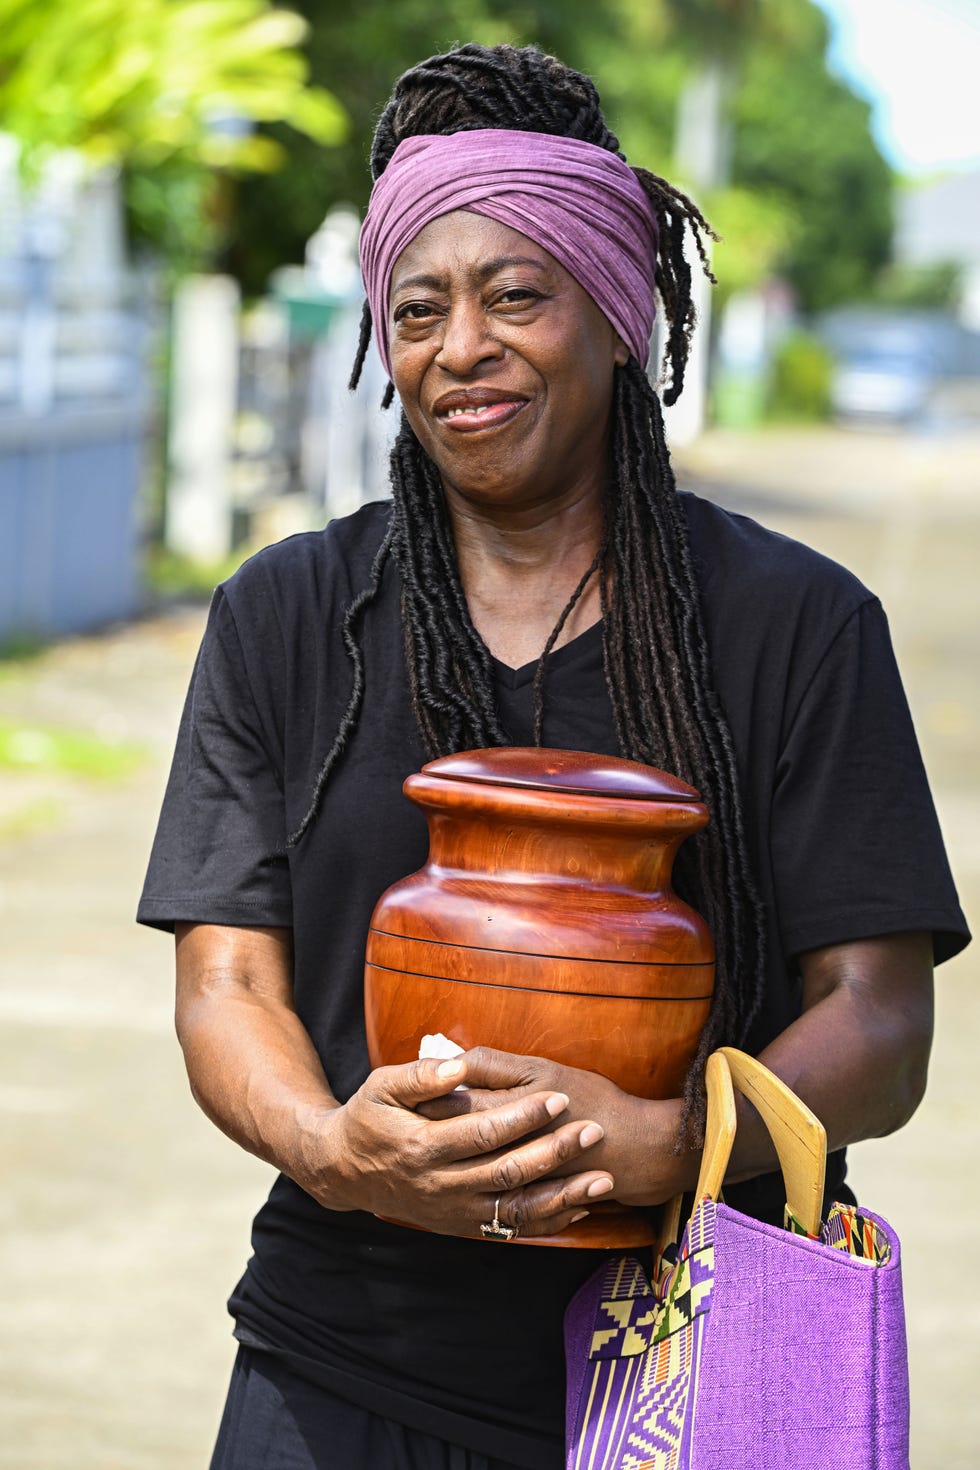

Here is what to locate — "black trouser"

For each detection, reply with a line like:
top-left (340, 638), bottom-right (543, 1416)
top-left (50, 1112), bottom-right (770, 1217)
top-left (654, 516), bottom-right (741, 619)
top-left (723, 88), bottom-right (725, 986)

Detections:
top-left (210, 1347), bottom-right (532, 1470)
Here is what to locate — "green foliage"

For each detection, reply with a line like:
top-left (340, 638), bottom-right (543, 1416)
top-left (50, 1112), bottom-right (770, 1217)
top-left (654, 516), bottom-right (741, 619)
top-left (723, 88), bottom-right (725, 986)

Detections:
top-left (601, 0), bottom-right (893, 311)
top-left (767, 329), bottom-right (833, 421)
top-left (659, 0), bottom-right (766, 57)
top-left (0, 0), bottom-right (347, 267)
top-left (1, 0), bottom-right (891, 307)
top-left (578, 9), bottom-right (680, 171)
top-left (703, 185), bottom-right (797, 299)
top-left (0, 0), bottom-right (347, 180)
top-left (870, 261), bottom-right (962, 311)
top-left (226, 0), bottom-right (610, 289)
top-left (126, 160), bottom-right (226, 272)
top-left (228, 0), bottom-right (891, 315)
top-left (0, 631), bottom-right (46, 665)
top-left (731, 13), bottom-right (894, 312)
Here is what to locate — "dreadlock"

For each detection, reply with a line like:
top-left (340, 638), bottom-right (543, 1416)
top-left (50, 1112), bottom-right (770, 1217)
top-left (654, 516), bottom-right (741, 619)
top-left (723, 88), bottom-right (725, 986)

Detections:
top-left (290, 42), bottom-right (766, 1139)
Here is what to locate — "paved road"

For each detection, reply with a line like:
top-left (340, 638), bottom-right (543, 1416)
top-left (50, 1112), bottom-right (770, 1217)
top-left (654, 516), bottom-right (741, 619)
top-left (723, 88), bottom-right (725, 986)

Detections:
top-left (0, 423), bottom-right (976, 1467)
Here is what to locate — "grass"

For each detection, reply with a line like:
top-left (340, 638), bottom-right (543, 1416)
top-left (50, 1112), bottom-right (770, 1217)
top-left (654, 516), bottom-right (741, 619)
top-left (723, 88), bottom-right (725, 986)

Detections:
top-left (0, 719), bottom-right (146, 781)
top-left (0, 633), bottom-right (47, 670)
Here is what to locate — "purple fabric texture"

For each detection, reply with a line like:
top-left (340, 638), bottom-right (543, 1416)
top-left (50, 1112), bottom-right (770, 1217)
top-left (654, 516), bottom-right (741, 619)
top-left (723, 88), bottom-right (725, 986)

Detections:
top-left (358, 129), bottom-right (659, 378)
top-left (696, 1204), bottom-right (909, 1467)
top-left (564, 1198), bottom-right (910, 1469)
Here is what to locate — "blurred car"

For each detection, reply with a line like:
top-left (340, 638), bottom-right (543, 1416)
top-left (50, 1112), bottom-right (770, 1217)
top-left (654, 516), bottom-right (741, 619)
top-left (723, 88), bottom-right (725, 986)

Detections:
top-left (831, 347), bottom-right (935, 424)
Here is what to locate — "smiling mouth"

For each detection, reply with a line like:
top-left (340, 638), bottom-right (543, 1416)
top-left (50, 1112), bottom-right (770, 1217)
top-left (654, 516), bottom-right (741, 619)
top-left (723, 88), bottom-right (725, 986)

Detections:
top-left (435, 400), bottom-right (528, 433)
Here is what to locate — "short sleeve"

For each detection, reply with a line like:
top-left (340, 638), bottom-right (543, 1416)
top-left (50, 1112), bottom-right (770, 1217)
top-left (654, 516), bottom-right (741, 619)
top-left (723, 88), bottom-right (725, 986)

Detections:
top-left (137, 586), bottom-right (292, 932)
top-left (770, 598), bottom-right (969, 964)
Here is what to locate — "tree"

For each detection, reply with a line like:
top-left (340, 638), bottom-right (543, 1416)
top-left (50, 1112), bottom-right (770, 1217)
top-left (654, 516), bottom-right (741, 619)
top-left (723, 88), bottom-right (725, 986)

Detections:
top-left (573, 0), bottom-right (892, 312)
top-left (732, 18), bottom-right (893, 311)
top-left (594, 0), bottom-right (893, 311)
top-left (224, 0), bottom-right (606, 290)
top-left (0, 0), bottom-right (347, 266)
top-left (226, 0), bottom-right (892, 314)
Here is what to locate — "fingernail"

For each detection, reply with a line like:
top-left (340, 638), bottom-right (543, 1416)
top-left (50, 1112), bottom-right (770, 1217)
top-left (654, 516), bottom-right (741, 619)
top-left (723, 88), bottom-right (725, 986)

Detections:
top-left (545, 1092), bottom-right (570, 1119)
top-left (570, 1210), bottom-right (590, 1224)
top-left (437, 1059), bottom-right (463, 1079)
top-left (587, 1177), bottom-right (614, 1198)
top-left (579, 1123), bottom-right (605, 1148)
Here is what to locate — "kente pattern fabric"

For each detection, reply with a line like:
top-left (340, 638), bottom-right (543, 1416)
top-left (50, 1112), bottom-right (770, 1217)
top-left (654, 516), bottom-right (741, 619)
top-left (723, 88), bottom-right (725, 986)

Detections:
top-left (564, 1196), bottom-right (910, 1469)
top-left (786, 1201), bottom-right (894, 1266)
top-left (358, 129), bottom-right (659, 376)
top-left (565, 1208), bottom-right (717, 1470)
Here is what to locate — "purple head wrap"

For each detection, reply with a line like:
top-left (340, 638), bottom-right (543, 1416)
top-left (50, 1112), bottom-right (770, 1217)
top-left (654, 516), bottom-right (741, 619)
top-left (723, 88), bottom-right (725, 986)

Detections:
top-left (359, 129), bottom-right (659, 379)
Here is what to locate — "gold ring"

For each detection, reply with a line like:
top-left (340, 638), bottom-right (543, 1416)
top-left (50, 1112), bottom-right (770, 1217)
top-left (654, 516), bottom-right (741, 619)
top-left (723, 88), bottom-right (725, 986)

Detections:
top-left (480, 1196), bottom-right (518, 1242)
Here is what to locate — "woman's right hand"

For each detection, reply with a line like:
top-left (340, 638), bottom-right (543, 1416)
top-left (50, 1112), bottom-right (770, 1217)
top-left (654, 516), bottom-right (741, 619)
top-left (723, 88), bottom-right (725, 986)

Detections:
top-left (175, 923), bottom-right (613, 1240)
top-left (302, 1056), bottom-right (615, 1239)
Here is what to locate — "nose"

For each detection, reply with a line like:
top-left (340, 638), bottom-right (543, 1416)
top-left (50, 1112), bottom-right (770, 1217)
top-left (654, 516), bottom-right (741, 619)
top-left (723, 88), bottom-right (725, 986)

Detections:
top-left (434, 298), bottom-right (504, 376)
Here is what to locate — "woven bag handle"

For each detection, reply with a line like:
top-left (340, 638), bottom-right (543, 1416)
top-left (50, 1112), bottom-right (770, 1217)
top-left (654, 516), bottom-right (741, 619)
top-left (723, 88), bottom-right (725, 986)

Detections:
top-left (693, 1048), bottom-right (828, 1237)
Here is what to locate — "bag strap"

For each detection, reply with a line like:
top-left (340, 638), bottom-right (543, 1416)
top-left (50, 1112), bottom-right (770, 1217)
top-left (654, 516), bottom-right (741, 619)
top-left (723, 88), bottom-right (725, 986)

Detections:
top-left (693, 1048), bottom-right (828, 1237)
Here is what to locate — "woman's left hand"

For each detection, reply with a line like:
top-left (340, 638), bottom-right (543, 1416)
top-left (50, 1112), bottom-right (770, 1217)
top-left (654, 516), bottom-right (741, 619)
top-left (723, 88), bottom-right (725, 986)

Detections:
top-left (417, 1046), bottom-right (692, 1207)
top-left (416, 935), bottom-right (936, 1210)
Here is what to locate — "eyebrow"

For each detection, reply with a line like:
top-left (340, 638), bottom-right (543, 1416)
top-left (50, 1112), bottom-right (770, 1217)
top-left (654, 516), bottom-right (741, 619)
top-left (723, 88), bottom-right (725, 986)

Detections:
top-left (391, 255), bottom-right (550, 294)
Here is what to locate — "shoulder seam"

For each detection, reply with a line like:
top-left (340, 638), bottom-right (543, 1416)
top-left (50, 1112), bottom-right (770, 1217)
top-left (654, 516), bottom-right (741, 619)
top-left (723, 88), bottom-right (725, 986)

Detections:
top-left (780, 594), bottom-right (881, 750)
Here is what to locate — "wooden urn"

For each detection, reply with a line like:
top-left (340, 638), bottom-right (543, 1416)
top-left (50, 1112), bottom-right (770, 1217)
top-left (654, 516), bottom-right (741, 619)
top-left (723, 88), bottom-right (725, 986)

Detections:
top-left (364, 747), bottom-right (714, 1248)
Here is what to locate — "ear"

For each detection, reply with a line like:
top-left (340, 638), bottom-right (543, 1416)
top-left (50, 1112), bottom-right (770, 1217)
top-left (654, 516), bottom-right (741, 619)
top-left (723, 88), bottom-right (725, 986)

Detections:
top-left (613, 337), bottom-right (630, 368)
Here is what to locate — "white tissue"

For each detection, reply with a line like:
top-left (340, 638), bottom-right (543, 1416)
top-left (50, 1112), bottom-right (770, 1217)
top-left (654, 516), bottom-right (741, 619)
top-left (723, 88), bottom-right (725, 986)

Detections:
top-left (418, 1032), bottom-right (465, 1061)
top-left (419, 1033), bottom-right (468, 1089)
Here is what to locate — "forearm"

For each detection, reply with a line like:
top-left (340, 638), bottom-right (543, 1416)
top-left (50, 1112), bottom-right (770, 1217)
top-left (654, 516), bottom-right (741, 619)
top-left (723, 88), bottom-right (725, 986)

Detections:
top-left (725, 931), bottom-right (934, 1184)
top-left (574, 931), bottom-right (935, 1205)
top-left (179, 983), bottom-right (344, 1175)
top-left (174, 924), bottom-right (616, 1236)
top-left (175, 923), bottom-right (345, 1200)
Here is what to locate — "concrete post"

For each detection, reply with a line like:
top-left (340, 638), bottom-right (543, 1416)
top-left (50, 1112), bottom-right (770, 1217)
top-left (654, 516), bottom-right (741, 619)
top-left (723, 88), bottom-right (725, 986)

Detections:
top-left (166, 274), bottom-right (240, 562)
top-left (664, 61), bottom-right (731, 447)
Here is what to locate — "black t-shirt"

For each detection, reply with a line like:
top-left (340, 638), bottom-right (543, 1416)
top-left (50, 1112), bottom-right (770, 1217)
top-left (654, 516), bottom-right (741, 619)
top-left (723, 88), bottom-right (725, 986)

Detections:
top-left (138, 493), bottom-right (968, 1468)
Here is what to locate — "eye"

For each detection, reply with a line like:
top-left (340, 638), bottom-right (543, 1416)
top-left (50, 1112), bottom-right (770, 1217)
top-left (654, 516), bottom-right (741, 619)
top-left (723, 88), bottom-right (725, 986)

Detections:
top-left (495, 287), bottom-right (540, 307)
top-left (393, 300), bottom-right (439, 323)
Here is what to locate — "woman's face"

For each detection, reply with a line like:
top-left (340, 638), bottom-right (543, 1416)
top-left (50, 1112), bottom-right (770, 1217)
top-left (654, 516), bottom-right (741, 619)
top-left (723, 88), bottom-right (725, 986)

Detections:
top-left (387, 211), bottom-right (629, 518)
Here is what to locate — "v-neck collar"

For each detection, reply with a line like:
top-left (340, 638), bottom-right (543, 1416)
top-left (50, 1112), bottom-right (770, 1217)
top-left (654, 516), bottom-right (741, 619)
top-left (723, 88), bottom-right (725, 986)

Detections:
top-left (489, 618), bottom-right (604, 690)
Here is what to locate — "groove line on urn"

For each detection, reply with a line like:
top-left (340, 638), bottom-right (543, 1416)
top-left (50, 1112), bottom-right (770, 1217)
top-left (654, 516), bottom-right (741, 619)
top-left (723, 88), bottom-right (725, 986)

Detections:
top-left (364, 960), bottom-right (713, 1002)
top-left (369, 927), bottom-right (712, 968)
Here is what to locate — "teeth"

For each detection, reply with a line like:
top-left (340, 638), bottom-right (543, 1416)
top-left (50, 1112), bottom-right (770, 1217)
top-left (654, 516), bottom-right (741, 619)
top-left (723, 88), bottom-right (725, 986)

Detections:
top-left (445, 404), bottom-right (495, 417)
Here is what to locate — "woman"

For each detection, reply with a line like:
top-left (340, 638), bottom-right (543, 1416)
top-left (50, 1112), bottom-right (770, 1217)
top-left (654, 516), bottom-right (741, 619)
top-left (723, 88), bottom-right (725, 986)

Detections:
top-left (139, 42), bottom-right (968, 1470)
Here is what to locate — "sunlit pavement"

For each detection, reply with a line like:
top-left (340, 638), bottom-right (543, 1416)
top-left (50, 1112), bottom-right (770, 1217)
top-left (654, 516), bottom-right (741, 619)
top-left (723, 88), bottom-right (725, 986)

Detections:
top-left (0, 422), bottom-right (977, 1467)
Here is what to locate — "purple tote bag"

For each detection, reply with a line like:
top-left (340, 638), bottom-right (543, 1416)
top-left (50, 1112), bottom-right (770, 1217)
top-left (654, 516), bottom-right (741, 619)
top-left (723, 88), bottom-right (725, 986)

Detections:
top-left (564, 1050), bottom-right (910, 1470)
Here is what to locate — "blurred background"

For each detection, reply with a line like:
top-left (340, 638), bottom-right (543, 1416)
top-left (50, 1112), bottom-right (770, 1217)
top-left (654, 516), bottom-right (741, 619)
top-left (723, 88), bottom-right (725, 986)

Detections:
top-left (0, 0), bottom-right (976, 1464)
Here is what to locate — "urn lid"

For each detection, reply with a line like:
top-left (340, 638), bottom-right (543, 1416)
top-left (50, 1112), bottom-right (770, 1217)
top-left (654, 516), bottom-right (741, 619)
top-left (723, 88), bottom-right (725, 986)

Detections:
top-left (421, 747), bottom-right (701, 802)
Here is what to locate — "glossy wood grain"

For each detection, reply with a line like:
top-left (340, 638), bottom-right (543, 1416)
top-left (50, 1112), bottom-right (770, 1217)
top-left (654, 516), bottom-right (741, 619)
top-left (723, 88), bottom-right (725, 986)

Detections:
top-left (367, 931), bottom-right (714, 999)
top-left (373, 872), bottom-right (711, 966)
top-left (365, 964), bottom-right (712, 1099)
top-left (423, 747), bottom-right (702, 800)
top-left (364, 747), bottom-right (716, 1248)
